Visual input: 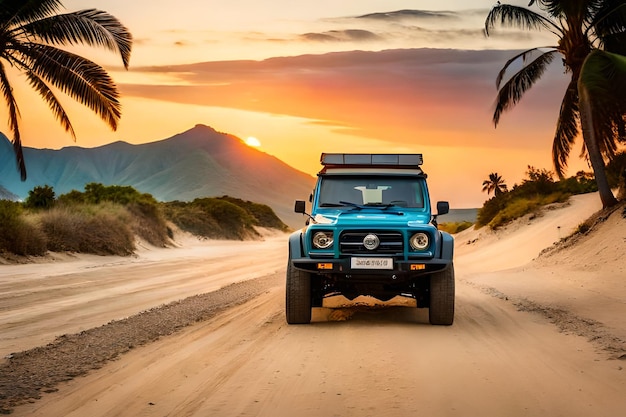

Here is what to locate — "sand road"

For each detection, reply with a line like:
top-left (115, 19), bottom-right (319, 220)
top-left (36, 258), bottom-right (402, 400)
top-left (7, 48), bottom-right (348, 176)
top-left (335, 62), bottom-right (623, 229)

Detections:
top-left (2, 195), bottom-right (626, 416)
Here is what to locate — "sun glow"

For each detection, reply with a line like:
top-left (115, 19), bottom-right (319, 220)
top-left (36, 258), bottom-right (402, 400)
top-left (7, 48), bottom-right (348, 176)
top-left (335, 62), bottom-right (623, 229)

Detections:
top-left (245, 136), bottom-right (262, 147)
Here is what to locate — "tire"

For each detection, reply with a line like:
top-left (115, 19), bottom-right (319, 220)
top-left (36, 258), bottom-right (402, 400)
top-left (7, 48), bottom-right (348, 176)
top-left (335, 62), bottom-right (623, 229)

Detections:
top-left (286, 261), bottom-right (312, 324)
top-left (429, 263), bottom-right (455, 325)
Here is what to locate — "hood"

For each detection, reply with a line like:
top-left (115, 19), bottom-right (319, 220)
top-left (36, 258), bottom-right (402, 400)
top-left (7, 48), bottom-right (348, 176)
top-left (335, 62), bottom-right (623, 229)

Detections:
top-left (313, 209), bottom-right (431, 227)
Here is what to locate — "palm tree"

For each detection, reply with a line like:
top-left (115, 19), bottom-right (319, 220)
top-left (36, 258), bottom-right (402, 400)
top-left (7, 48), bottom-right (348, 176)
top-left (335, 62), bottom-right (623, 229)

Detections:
top-left (579, 49), bottom-right (626, 198)
top-left (482, 172), bottom-right (508, 196)
top-left (485, 0), bottom-right (626, 208)
top-left (1, 0), bottom-right (132, 180)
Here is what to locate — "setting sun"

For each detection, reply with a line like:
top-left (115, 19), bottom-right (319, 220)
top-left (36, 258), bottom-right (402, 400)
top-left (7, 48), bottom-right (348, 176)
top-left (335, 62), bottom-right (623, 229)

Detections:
top-left (245, 136), bottom-right (262, 147)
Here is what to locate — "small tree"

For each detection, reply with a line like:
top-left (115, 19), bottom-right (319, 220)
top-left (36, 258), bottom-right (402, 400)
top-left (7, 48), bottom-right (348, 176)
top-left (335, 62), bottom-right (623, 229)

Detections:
top-left (25, 185), bottom-right (56, 209)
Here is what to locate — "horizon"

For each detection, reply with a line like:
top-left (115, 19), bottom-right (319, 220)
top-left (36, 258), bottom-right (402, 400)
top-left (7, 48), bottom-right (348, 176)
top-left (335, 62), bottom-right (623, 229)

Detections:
top-left (1, 1), bottom-right (591, 208)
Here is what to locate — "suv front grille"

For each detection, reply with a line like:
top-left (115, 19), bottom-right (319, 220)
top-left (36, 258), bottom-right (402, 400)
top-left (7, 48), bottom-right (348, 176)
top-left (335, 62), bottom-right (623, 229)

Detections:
top-left (340, 231), bottom-right (403, 255)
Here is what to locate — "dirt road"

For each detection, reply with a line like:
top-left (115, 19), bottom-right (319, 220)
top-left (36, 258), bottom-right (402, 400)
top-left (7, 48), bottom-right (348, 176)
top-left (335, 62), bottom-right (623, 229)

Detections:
top-left (2, 199), bottom-right (626, 416)
top-left (0, 237), bottom-right (286, 358)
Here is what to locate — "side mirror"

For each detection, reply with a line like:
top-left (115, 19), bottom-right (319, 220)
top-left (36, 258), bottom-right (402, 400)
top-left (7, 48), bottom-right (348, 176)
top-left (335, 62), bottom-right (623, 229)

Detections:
top-left (294, 200), bottom-right (306, 214)
top-left (436, 201), bottom-right (449, 216)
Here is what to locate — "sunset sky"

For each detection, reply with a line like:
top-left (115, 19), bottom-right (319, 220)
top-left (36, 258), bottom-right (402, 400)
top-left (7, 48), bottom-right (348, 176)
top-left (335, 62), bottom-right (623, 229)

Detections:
top-left (4, 1), bottom-right (592, 207)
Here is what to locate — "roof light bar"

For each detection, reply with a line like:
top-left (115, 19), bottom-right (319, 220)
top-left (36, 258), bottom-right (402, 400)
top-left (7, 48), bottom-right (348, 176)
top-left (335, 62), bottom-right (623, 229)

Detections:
top-left (321, 153), bottom-right (423, 167)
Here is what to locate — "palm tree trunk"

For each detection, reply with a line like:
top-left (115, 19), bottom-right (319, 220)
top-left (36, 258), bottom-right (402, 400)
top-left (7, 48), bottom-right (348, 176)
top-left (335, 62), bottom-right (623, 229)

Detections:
top-left (578, 84), bottom-right (618, 208)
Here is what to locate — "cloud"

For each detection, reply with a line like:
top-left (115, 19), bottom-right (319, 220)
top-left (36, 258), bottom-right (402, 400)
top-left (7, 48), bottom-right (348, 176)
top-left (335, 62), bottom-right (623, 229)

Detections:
top-left (300, 29), bottom-right (382, 43)
top-left (123, 47), bottom-right (569, 152)
top-left (355, 9), bottom-right (463, 22)
top-left (288, 8), bottom-right (552, 52)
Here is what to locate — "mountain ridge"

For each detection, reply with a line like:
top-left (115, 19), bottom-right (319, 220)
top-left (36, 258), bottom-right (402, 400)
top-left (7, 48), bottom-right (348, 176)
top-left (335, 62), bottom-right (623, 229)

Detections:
top-left (0, 125), bottom-right (315, 228)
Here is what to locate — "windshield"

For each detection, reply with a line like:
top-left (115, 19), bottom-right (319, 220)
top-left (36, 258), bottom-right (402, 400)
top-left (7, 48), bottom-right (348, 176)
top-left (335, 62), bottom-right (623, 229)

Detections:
top-left (317, 175), bottom-right (425, 208)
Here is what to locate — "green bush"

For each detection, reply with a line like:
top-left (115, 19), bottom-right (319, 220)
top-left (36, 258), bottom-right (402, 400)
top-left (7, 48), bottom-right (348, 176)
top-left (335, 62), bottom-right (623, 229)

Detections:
top-left (191, 198), bottom-right (258, 240)
top-left (57, 189), bottom-right (86, 205)
top-left (25, 185), bottom-right (56, 209)
top-left (162, 196), bottom-right (285, 240)
top-left (438, 221), bottom-right (474, 234)
top-left (485, 192), bottom-right (570, 230)
top-left (218, 196), bottom-right (289, 231)
top-left (477, 165), bottom-right (584, 229)
top-left (488, 198), bottom-right (538, 229)
top-left (163, 202), bottom-right (222, 238)
top-left (476, 194), bottom-right (509, 227)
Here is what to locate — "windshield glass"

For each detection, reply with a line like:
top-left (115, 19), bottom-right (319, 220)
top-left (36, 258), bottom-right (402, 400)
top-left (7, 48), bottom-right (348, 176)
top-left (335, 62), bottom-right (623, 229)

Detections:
top-left (318, 175), bottom-right (425, 208)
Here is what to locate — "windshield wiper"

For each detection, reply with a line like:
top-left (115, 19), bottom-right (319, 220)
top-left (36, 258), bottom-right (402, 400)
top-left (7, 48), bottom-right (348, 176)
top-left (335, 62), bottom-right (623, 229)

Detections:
top-left (339, 201), bottom-right (363, 210)
top-left (364, 203), bottom-right (394, 209)
top-left (337, 201), bottom-right (404, 215)
top-left (319, 203), bottom-right (348, 207)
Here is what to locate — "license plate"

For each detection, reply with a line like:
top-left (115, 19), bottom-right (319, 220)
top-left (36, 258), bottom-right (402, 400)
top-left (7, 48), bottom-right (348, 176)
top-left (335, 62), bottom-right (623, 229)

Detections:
top-left (351, 257), bottom-right (393, 270)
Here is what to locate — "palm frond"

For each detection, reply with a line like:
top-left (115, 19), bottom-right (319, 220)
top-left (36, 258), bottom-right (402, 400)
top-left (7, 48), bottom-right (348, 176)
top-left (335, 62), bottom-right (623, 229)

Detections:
top-left (26, 71), bottom-right (76, 140)
top-left (0, 0), bottom-right (62, 27)
top-left (589, 0), bottom-right (626, 54)
top-left (21, 9), bottom-right (132, 69)
top-left (0, 61), bottom-right (26, 179)
top-left (493, 50), bottom-right (557, 125)
top-left (485, 4), bottom-right (562, 36)
top-left (495, 46), bottom-right (558, 88)
top-left (552, 78), bottom-right (580, 177)
top-left (19, 43), bottom-right (122, 130)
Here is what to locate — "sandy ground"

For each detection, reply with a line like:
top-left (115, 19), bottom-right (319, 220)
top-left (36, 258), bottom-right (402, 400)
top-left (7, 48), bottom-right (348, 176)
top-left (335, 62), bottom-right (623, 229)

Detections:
top-left (1, 193), bottom-right (626, 416)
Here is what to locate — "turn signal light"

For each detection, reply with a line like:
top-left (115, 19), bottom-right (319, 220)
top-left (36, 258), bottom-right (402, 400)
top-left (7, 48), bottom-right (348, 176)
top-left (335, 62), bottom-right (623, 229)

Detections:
top-left (410, 264), bottom-right (426, 271)
top-left (317, 263), bottom-right (333, 270)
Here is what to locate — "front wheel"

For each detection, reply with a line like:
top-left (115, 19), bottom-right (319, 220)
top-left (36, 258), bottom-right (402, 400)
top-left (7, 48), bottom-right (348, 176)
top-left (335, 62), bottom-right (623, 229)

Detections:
top-left (286, 262), bottom-right (312, 324)
top-left (429, 263), bottom-right (455, 325)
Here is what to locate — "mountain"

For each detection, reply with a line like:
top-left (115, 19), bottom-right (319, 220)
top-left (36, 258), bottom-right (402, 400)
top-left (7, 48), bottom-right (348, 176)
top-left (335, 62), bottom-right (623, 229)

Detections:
top-left (0, 125), bottom-right (315, 228)
top-left (0, 184), bottom-right (19, 201)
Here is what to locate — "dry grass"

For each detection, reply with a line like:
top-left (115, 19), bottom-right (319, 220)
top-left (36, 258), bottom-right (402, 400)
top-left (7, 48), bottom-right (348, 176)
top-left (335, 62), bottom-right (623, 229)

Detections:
top-left (36, 203), bottom-right (135, 256)
top-left (1, 193), bottom-right (288, 258)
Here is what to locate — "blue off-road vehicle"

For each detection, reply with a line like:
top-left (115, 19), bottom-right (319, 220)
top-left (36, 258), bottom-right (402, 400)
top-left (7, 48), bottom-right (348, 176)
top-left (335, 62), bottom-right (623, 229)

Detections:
top-left (287, 153), bottom-right (455, 325)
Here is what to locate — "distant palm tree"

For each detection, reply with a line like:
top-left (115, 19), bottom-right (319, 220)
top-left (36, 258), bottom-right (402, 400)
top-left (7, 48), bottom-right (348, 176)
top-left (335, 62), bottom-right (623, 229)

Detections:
top-left (485, 0), bottom-right (626, 208)
top-left (1, 0), bottom-right (132, 180)
top-left (482, 172), bottom-right (508, 196)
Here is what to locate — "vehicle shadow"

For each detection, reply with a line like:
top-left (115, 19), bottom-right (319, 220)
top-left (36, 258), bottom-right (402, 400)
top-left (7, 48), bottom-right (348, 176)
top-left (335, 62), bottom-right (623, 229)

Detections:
top-left (311, 305), bottom-right (429, 325)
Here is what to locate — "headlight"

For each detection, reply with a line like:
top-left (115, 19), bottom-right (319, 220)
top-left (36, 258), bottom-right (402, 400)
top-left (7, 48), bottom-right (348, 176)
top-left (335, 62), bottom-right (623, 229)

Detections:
top-left (312, 231), bottom-right (334, 249)
top-left (409, 232), bottom-right (429, 250)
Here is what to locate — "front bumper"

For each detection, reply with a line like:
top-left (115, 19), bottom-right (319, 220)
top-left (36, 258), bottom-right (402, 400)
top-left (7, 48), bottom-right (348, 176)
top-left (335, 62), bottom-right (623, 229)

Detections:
top-left (291, 256), bottom-right (450, 276)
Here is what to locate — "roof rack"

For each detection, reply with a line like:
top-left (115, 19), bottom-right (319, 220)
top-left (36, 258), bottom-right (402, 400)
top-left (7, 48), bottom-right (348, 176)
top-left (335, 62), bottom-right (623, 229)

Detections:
top-left (320, 153), bottom-right (423, 167)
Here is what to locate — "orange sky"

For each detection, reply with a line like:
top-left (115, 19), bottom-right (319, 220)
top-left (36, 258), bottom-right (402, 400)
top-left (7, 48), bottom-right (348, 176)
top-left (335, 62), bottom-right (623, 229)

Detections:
top-left (2, 1), bottom-right (593, 208)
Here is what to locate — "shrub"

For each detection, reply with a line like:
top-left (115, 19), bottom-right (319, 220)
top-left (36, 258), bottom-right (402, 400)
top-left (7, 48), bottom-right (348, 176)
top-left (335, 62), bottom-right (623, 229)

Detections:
top-left (192, 198), bottom-right (258, 239)
top-left (38, 203), bottom-right (135, 255)
top-left (57, 189), bottom-right (86, 205)
top-left (163, 197), bottom-right (263, 240)
top-left (25, 185), bottom-right (56, 209)
top-left (486, 192), bottom-right (570, 230)
top-left (218, 196), bottom-right (289, 231)
top-left (438, 221), bottom-right (474, 234)
top-left (0, 201), bottom-right (47, 256)
top-left (477, 164), bottom-right (584, 229)
top-left (488, 198), bottom-right (538, 229)
top-left (476, 194), bottom-right (509, 227)
top-left (127, 201), bottom-right (170, 247)
top-left (163, 202), bottom-right (222, 238)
